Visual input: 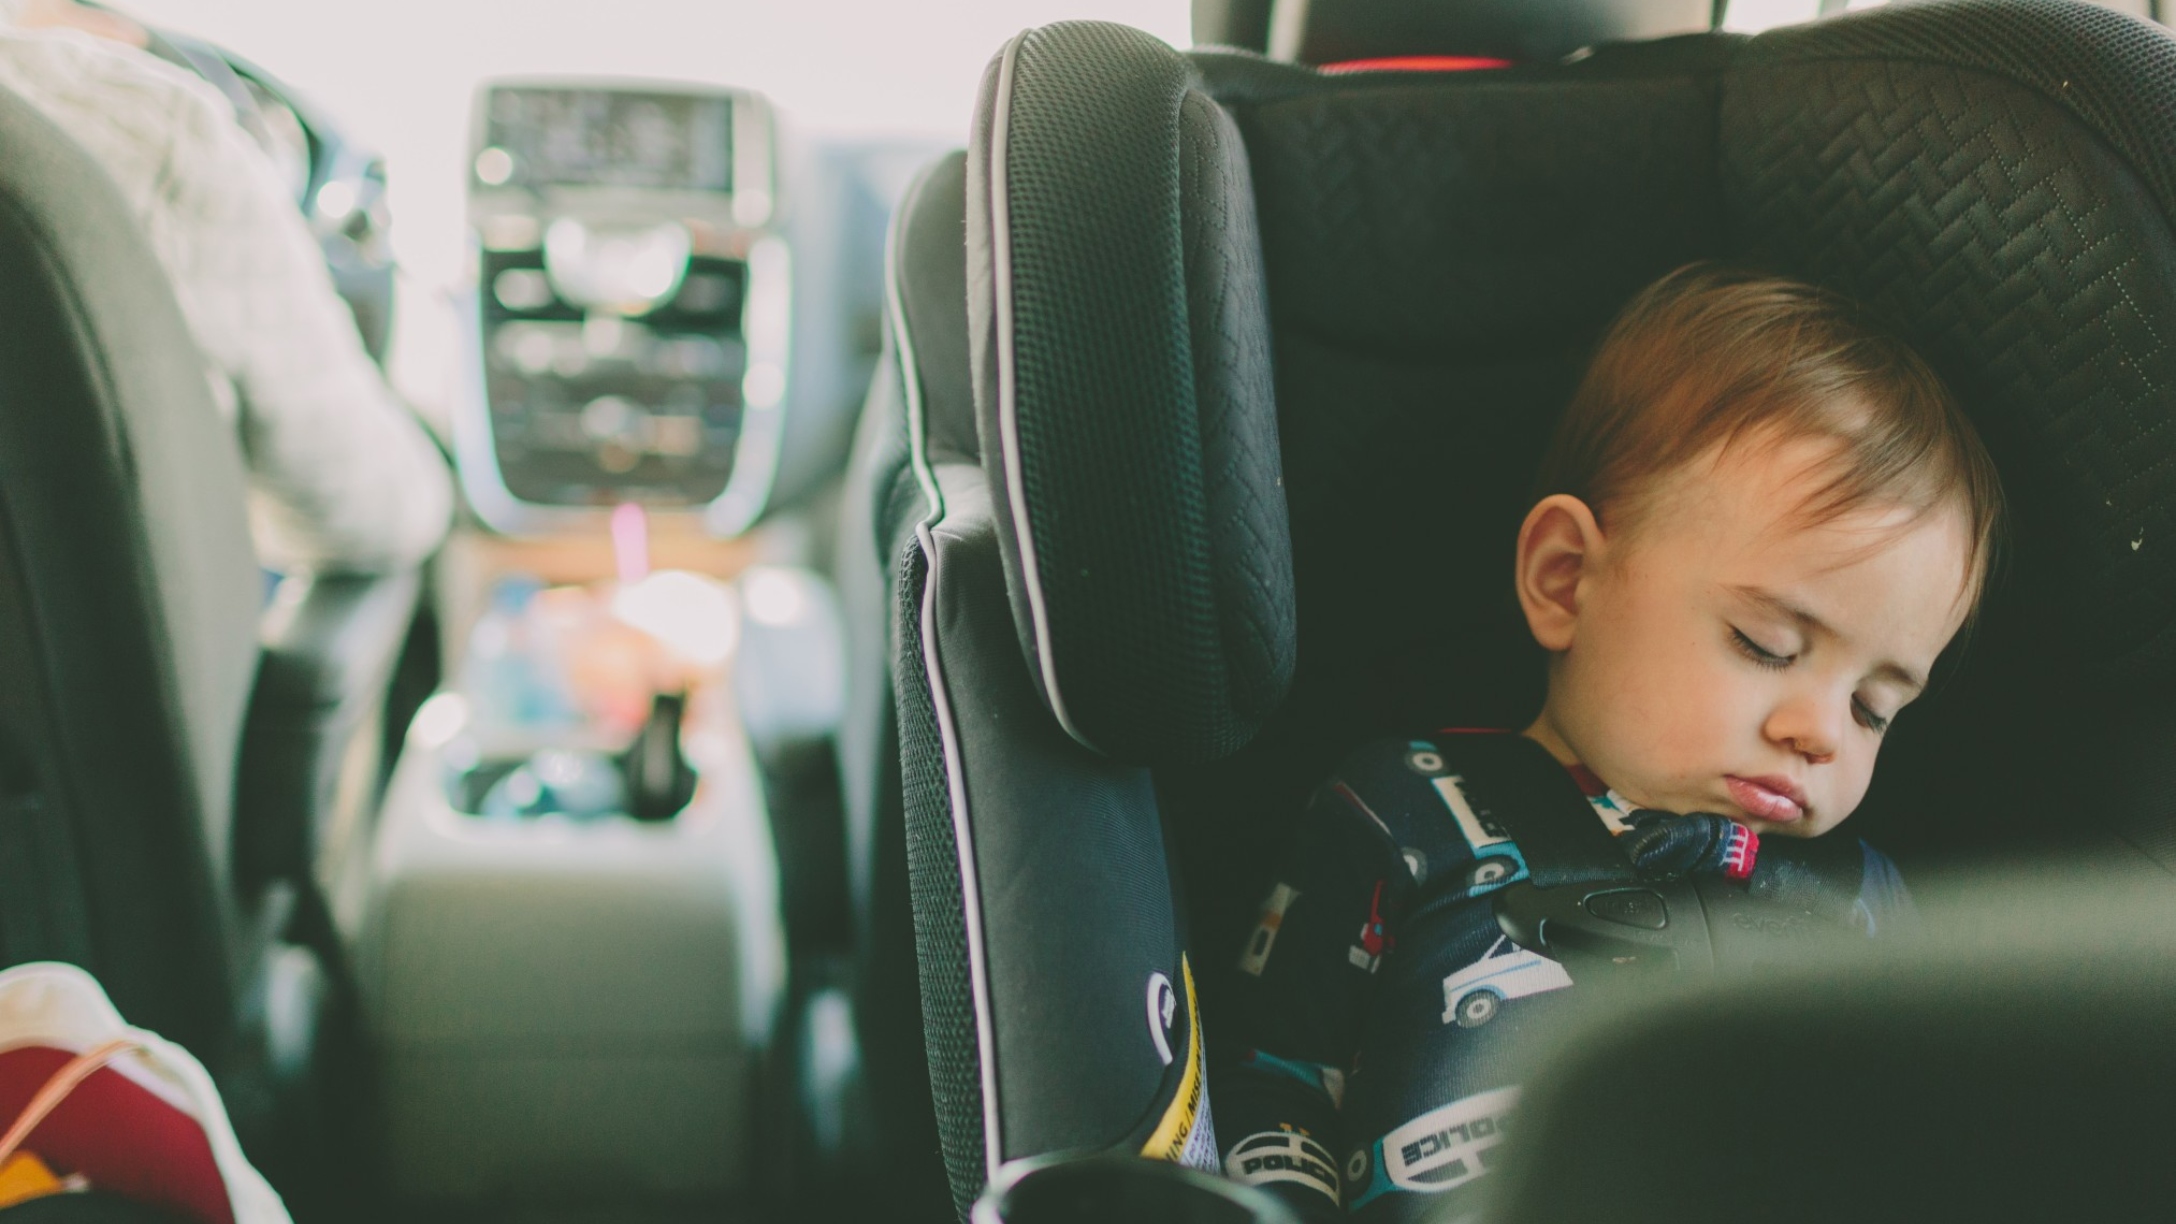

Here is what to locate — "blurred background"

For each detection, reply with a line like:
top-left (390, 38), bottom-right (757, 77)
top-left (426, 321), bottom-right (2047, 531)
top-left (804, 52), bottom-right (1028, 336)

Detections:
top-left (111, 0), bottom-right (1879, 439)
top-left (116, 0), bottom-right (1194, 440)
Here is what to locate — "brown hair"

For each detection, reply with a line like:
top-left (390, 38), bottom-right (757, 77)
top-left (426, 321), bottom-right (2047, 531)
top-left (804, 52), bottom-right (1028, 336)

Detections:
top-left (1535, 262), bottom-right (2004, 606)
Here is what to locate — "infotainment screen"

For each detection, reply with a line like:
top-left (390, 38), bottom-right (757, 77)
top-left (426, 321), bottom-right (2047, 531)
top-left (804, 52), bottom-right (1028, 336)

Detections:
top-left (481, 87), bottom-right (733, 191)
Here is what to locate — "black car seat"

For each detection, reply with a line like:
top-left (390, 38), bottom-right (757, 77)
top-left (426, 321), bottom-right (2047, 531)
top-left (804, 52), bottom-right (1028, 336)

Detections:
top-left (0, 79), bottom-right (419, 1202)
top-left (858, 0), bottom-right (2176, 1213)
top-left (835, 150), bottom-right (976, 1223)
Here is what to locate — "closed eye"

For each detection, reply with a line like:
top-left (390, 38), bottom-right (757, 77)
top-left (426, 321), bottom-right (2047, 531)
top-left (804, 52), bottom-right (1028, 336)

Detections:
top-left (1853, 696), bottom-right (1891, 735)
top-left (1731, 627), bottom-right (1795, 670)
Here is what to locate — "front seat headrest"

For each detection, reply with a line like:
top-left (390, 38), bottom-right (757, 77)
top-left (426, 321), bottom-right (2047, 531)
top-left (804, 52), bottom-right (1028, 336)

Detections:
top-left (1263, 0), bottom-right (1714, 65)
top-left (966, 21), bottom-right (1297, 766)
top-left (1491, 879), bottom-right (2176, 1221)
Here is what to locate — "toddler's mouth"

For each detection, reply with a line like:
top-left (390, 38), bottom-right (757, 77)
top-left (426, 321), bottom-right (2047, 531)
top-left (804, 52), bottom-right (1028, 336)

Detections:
top-left (1725, 774), bottom-right (1807, 824)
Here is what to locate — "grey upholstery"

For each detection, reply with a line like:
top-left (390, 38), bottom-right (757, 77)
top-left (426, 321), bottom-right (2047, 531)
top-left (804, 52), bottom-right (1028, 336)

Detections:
top-left (0, 76), bottom-right (426, 1209)
top-left (0, 79), bottom-right (259, 1046)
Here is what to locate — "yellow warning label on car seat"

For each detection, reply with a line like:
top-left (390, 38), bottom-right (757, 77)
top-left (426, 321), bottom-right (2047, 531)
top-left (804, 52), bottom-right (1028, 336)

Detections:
top-left (1141, 956), bottom-right (1217, 1170)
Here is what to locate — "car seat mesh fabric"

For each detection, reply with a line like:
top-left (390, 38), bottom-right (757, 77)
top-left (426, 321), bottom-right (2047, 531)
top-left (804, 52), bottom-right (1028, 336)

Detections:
top-left (0, 84), bottom-right (258, 1052)
top-left (967, 23), bottom-right (1296, 765)
top-left (892, 147), bottom-right (1214, 1215)
top-left (891, 532), bottom-right (987, 1217)
top-left (1732, 2), bottom-right (2176, 683)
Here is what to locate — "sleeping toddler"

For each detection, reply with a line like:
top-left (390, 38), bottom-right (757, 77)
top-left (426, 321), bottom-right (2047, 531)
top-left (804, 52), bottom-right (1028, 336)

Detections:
top-left (1215, 263), bottom-right (2004, 1223)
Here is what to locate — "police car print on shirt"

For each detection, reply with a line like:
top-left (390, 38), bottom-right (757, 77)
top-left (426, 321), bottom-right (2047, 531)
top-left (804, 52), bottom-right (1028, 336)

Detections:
top-left (1346, 1087), bottom-right (1521, 1209)
top-left (1226, 1128), bottom-right (1340, 1204)
top-left (1404, 745), bottom-right (1531, 895)
top-left (1439, 935), bottom-right (1572, 1028)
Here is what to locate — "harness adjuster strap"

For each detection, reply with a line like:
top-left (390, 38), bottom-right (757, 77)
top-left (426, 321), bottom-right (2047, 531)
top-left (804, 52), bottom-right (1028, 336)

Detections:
top-left (1439, 734), bottom-right (1631, 889)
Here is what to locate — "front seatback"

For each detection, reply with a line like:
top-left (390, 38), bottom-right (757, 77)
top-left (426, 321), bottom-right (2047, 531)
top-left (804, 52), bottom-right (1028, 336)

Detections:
top-left (882, 1), bottom-right (2176, 1212)
top-left (1490, 877), bottom-right (2176, 1220)
top-left (0, 85), bottom-right (262, 1059)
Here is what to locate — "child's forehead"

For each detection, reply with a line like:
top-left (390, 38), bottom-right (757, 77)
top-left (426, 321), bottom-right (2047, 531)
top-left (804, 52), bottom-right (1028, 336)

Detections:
top-left (1626, 435), bottom-right (1974, 590)
top-left (1635, 432), bottom-right (1900, 532)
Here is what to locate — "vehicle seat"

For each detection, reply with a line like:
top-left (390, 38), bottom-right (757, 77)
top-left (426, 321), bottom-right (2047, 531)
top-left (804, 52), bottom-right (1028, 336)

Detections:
top-left (0, 78), bottom-right (417, 1201)
top-left (1489, 876), bottom-right (2176, 1220)
top-left (864, 0), bottom-right (2176, 1212)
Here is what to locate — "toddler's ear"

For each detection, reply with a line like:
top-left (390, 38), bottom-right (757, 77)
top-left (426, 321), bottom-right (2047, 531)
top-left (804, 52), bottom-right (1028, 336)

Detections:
top-left (1516, 494), bottom-right (1603, 652)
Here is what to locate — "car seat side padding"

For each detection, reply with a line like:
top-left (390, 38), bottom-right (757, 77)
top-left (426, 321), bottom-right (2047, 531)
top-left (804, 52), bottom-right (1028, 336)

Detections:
top-left (923, 473), bottom-right (1194, 1160)
top-left (890, 144), bottom-right (999, 1216)
top-left (969, 22), bottom-right (1296, 766)
top-left (1177, 88), bottom-right (1297, 738)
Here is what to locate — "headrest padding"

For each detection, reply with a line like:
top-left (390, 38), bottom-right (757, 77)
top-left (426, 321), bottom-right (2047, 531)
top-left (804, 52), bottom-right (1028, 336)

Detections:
top-left (1728, 0), bottom-right (2176, 683)
top-left (967, 22), bottom-right (1296, 764)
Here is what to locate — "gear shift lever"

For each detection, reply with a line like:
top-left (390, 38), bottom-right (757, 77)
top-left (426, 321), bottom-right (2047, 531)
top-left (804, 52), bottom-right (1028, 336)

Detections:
top-left (622, 690), bottom-right (696, 820)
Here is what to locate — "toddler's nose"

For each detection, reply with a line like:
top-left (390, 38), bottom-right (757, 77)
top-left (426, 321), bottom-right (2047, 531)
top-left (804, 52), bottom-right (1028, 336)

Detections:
top-left (1789, 737), bottom-right (1836, 765)
top-left (1765, 697), bottom-right (1840, 764)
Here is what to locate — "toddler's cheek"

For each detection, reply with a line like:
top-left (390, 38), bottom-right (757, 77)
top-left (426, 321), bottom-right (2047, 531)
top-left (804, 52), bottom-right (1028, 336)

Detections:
top-left (1811, 775), bottom-right (1876, 837)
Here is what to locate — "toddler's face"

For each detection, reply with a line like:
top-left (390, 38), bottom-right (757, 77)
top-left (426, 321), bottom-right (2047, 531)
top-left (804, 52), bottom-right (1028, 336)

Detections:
top-left (1519, 435), bottom-right (1973, 838)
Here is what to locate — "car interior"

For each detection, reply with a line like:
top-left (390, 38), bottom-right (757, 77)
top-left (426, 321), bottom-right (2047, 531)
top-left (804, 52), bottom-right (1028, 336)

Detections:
top-left (3, 0), bottom-right (2176, 1221)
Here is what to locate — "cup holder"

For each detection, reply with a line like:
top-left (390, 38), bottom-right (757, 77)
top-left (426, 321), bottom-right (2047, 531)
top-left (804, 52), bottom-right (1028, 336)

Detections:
top-left (445, 748), bottom-right (633, 819)
top-left (973, 1154), bottom-right (1298, 1224)
top-left (440, 686), bottom-right (700, 821)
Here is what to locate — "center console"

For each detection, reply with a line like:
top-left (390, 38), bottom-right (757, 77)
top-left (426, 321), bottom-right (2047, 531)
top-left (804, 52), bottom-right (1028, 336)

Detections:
top-left (353, 76), bottom-right (828, 1209)
top-left (452, 79), bottom-right (787, 537)
top-left (358, 651), bottom-right (781, 1199)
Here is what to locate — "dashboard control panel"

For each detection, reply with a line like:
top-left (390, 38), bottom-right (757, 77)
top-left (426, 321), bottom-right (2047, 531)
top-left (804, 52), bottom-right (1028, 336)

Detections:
top-left (454, 79), bottom-right (787, 535)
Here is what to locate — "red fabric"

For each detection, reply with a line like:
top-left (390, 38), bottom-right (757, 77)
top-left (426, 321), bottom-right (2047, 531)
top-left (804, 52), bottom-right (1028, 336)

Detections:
top-left (0, 1047), bottom-right (232, 1224)
top-left (1565, 764), bottom-right (1609, 798)
top-left (1723, 824), bottom-right (1761, 881)
top-left (1319, 55), bottom-right (1514, 74)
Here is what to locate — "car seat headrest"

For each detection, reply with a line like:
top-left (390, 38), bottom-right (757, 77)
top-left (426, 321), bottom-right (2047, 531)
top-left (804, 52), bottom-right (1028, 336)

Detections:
top-left (1260, 0), bottom-right (1713, 66)
top-left (1732, 0), bottom-right (2176, 687)
top-left (966, 21), bottom-right (1297, 765)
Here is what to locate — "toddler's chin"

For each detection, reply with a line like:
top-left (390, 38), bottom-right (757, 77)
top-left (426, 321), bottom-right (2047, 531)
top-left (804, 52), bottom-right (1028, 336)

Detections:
top-left (1745, 816), bottom-right (1822, 840)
